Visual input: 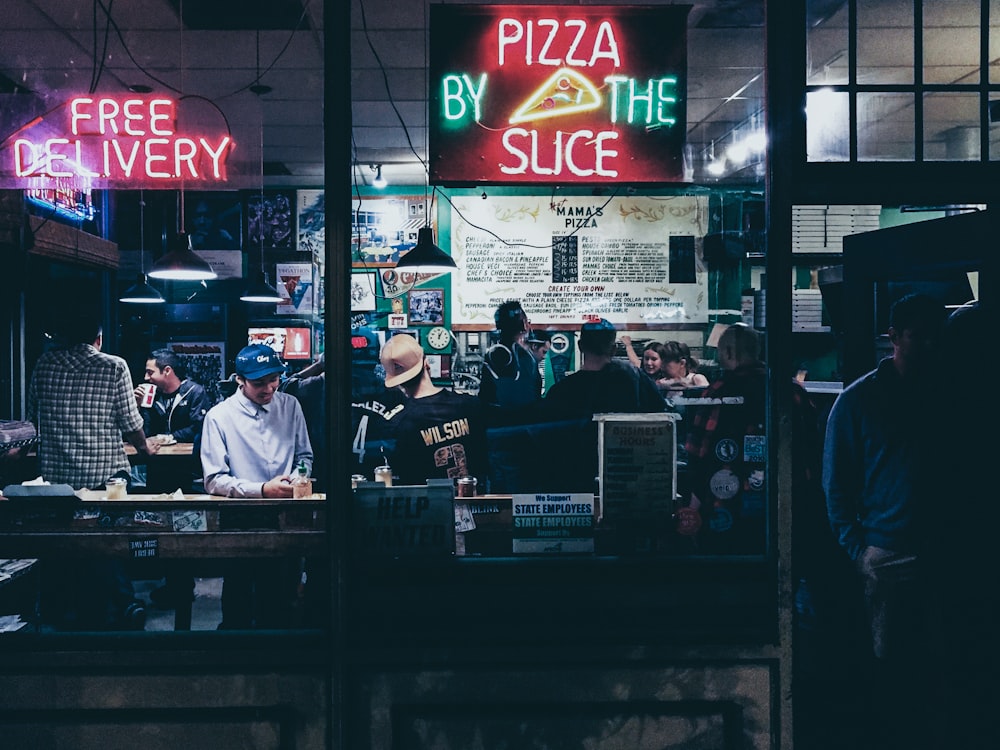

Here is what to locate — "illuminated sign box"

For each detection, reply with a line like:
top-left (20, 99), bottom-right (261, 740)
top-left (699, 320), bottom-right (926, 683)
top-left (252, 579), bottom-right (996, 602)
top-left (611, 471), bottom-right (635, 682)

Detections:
top-left (1, 95), bottom-right (234, 190)
top-left (429, 4), bottom-right (690, 185)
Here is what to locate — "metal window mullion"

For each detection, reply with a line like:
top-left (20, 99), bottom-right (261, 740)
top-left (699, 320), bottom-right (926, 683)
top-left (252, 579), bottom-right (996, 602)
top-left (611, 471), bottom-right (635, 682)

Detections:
top-left (982, 0), bottom-right (990, 161)
top-left (914, 0), bottom-right (924, 162)
top-left (848, 0), bottom-right (858, 161)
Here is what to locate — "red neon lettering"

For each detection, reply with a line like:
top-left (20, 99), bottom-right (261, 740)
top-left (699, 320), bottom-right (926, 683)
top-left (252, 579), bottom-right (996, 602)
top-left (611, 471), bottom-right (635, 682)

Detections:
top-left (500, 128), bottom-right (619, 178)
top-left (107, 140), bottom-right (141, 177)
top-left (175, 138), bottom-right (198, 178)
top-left (122, 99), bottom-right (146, 136)
top-left (144, 139), bottom-right (170, 178)
top-left (150, 99), bottom-right (173, 135)
top-left (98, 99), bottom-right (121, 135)
top-left (70, 98), bottom-right (94, 136)
top-left (11, 96), bottom-right (228, 184)
top-left (497, 18), bottom-right (621, 68)
top-left (45, 139), bottom-right (72, 177)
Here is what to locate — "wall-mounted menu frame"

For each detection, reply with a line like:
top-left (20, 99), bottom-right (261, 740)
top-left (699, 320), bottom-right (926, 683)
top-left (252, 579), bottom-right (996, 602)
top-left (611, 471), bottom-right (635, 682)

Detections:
top-left (450, 194), bottom-right (709, 327)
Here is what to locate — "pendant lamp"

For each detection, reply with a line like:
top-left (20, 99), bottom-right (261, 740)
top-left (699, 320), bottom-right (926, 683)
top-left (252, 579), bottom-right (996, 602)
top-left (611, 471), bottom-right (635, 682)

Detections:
top-left (393, 226), bottom-right (457, 273)
top-left (241, 102), bottom-right (283, 304)
top-left (148, 230), bottom-right (217, 281)
top-left (120, 191), bottom-right (165, 303)
top-left (241, 270), bottom-right (284, 303)
top-left (120, 272), bottom-right (165, 303)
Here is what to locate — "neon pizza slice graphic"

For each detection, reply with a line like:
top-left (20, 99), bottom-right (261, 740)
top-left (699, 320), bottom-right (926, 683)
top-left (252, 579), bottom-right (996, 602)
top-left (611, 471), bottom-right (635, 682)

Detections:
top-left (508, 67), bottom-right (603, 125)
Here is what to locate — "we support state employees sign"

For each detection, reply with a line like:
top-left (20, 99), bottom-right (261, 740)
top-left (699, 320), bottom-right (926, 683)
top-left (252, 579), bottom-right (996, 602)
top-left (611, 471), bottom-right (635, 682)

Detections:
top-left (429, 4), bottom-right (690, 185)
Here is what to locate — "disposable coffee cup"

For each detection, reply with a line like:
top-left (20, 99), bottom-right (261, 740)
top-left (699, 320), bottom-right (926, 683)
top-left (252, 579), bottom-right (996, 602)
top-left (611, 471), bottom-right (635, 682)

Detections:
top-left (138, 383), bottom-right (156, 408)
top-left (105, 477), bottom-right (127, 500)
top-left (374, 465), bottom-right (393, 487)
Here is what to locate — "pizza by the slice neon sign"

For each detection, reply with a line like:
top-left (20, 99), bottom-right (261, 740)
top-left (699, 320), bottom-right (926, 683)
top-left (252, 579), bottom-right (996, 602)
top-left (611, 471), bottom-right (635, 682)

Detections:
top-left (429, 5), bottom-right (689, 185)
top-left (5, 95), bottom-right (234, 187)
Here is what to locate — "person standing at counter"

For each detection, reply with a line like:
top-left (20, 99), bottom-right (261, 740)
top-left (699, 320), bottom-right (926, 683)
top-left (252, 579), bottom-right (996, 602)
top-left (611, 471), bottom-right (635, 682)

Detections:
top-left (27, 310), bottom-right (158, 630)
top-left (683, 323), bottom-right (767, 553)
top-left (544, 319), bottom-right (666, 418)
top-left (478, 300), bottom-right (542, 409)
top-left (541, 319), bottom-right (665, 491)
top-left (137, 348), bottom-right (213, 610)
top-left (379, 333), bottom-right (485, 486)
top-left (200, 343), bottom-right (313, 629)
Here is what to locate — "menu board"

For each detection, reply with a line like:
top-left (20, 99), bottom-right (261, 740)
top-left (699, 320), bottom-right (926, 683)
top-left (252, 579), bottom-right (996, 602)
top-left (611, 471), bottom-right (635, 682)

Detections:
top-left (597, 413), bottom-right (679, 522)
top-left (450, 195), bottom-right (708, 326)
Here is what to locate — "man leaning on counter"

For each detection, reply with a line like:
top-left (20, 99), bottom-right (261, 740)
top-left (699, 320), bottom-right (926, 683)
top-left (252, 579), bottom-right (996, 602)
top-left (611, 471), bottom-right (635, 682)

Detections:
top-left (199, 343), bottom-right (312, 629)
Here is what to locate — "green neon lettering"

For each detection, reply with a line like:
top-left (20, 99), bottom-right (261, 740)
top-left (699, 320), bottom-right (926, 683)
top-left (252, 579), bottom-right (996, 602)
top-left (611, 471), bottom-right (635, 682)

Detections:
top-left (442, 73), bottom-right (486, 123)
top-left (605, 75), bottom-right (679, 126)
top-left (462, 73), bottom-right (486, 122)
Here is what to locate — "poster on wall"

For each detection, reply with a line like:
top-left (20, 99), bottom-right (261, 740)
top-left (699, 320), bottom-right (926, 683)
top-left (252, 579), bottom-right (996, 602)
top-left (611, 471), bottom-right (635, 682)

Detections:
top-left (297, 190), bottom-right (325, 257)
top-left (275, 261), bottom-right (314, 315)
top-left (351, 195), bottom-right (429, 266)
top-left (167, 342), bottom-right (225, 406)
top-left (184, 191), bottom-right (242, 250)
top-left (449, 194), bottom-right (709, 326)
top-left (246, 189), bottom-right (295, 250)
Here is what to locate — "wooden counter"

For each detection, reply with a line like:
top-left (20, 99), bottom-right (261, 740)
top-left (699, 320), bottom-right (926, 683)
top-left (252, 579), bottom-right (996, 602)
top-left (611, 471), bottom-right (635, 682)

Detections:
top-left (0, 490), bottom-right (328, 630)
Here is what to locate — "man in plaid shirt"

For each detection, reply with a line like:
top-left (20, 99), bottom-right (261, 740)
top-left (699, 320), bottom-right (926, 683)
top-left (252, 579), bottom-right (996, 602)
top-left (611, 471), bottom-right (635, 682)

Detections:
top-left (27, 311), bottom-right (159, 629)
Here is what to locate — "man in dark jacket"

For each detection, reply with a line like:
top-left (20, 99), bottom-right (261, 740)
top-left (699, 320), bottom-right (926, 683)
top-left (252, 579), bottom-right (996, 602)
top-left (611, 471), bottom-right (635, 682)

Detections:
top-left (137, 348), bottom-right (214, 609)
top-left (822, 293), bottom-right (946, 750)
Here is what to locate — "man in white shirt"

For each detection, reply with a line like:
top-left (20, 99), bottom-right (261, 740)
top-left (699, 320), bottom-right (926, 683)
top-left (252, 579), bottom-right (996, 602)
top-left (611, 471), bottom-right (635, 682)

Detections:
top-left (201, 343), bottom-right (313, 628)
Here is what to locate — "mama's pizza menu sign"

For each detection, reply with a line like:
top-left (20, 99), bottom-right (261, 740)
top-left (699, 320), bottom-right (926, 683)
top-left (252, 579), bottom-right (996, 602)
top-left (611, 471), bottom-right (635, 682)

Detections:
top-left (450, 194), bottom-right (709, 327)
top-left (429, 4), bottom-right (690, 185)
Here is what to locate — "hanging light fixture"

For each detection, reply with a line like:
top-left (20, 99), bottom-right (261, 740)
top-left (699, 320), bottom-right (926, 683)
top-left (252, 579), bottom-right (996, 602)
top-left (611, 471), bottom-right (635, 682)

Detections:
top-left (148, 230), bottom-right (217, 280)
top-left (241, 270), bottom-right (284, 303)
top-left (242, 100), bottom-right (283, 304)
top-left (393, 226), bottom-right (457, 273)
top-left (149, 1), bottom-right (216, 283)
top-left (392, 58), bottom-right (454, 276)
top-left (120, 273), bottom-right (165, 303)
top-left (120, 191), bottom-right (165, 303)
top-left (371, 164), bottom-right (387, 188)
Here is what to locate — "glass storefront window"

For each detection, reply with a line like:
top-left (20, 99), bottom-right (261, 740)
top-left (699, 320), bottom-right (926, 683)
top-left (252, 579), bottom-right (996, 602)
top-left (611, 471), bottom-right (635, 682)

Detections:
top-left (807, 0), bottom-right (848, 86)
top-left (923, 93), bottom-right (981, 160)
top-left (808, 1), bottom-right (999, 164)
top-left (350, 186), bottom-right (770, 561)
top-left (857, 0), bottom-right (914, 84)
top-left (806, 89), bottom-right (850, 161)
top-left (858, 92), bottom-right (915, 161)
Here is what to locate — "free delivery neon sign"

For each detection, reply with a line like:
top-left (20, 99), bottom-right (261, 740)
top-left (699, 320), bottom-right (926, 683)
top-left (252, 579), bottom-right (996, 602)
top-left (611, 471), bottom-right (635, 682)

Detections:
top-left (429, 5), bottom-right (690, 185)
top-left (4, 95), bottom-right (233, 188)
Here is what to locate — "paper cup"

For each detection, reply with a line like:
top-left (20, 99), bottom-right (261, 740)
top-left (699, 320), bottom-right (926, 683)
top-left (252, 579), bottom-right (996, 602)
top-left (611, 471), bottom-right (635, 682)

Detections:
top-left (138, 383), bottom-right (156, 408)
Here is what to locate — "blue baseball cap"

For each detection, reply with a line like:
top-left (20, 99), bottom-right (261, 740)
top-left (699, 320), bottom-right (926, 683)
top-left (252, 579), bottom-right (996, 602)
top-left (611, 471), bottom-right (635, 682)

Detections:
top-left (581, 318), bottom-right (615, 332)
top-left (235, 343), bottom-right (286, 380)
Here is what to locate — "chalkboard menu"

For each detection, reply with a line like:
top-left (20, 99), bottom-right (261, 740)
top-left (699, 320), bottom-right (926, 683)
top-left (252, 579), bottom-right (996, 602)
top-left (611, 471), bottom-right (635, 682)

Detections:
top-left (551, 235), bottom-right (578, 283)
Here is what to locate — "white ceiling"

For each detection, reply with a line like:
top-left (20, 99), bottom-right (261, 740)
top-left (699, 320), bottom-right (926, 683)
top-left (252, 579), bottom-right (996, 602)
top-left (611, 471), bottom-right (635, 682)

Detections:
top-left (0, 0), bottom-right (991, 192)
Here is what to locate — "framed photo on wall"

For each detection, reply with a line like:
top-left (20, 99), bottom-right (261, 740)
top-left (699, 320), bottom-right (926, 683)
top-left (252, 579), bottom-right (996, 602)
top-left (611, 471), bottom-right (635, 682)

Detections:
top-left (407, 288), bottom-right (444, 325)
top-left (350, 272), bottom-right (378, 312)
top-left (352, 194), bottom-right (430, 267)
